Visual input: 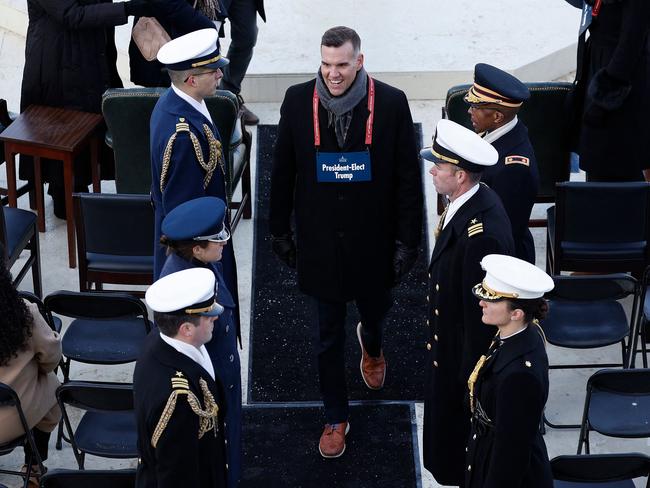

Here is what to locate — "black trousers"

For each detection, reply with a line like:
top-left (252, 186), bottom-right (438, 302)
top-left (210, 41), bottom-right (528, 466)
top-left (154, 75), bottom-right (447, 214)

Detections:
top-left (312, 290), bottom-right (392, 424)
top-left (23, 428), bottom-right (50, 464)
top-left (220, 0), bottom-right (259, 95)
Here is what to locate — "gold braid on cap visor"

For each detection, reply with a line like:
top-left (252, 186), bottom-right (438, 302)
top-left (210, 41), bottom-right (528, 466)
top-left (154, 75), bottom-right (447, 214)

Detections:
top-left (185, 301), bottom-right (218, 315)
top-left (472, 281), bottom-right (520, 301)
top-left (464, 82), bottom-right (523, 108)
top-left (192, 55), bottom-right (222, 68)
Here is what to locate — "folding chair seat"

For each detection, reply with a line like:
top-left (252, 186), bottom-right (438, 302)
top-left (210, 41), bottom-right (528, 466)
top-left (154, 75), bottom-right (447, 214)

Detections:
top-left (541, 274), bottom-right (639, 428)
top-left (0, 383), bottom-right (45, 488)
top-left (40, 468), bottom-right (136, 488)
top-left (551, 453), bottom-right (650, 487)
top-left (56, 381), bottom-right (137, 469)
top-left (546, 182), bottom-right (650, 277)
top-left (43, 291), bottom-right (151, 382)
top-left (1, 205), bottom-right (42, 297)
top-left (577, 369), bottom-right (650, 454)
top-left (40, 468), bottom-right (136, 487)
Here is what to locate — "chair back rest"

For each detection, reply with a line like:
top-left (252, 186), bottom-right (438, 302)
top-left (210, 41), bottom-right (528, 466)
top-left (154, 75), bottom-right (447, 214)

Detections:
top-left (0, 208), bottom-right (7, 262)
top-left (101, 88), bottom-right (239, 196)
top-left (444, 82), bottom-right (573, 201)
top-left (551, 453), bottom-right (650, 483)
top-left (44, 291), bottom-right (150, 330)
top-left (74, 193), bottom-right (153, 258)
top-left (56, 381), bottom-right (134, 412)
top-left (588, 368), bottom-right (650, 395)
top-left (548, 274), bottom-right (638, 302)
top-left (556, 182), bottom-right (650, 245)
top-left (40, 469), bottom-right (136, 488)
top-left (0, 383), bottom-right (32, 442)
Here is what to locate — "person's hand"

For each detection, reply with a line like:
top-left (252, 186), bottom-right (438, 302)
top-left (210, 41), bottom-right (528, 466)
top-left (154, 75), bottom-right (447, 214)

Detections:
top-left (392, 241), bottom-right (418, 285)
top-left (124, 0), bottom-right (154, 18)
top-left (271, 233), bottom-right (296, 269)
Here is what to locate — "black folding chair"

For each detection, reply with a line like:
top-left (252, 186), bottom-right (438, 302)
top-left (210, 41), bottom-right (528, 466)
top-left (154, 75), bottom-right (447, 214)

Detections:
top-left (0, 383), bottom-right (45, 488)
top-left (541, 274), bottom-right (639, 429)
top-left (56, 382), bottom-right (137, 469)
top-left (18, 291), bottom-right (62, 333)
top-left (546, 182), bottom-right (650, 278)
top-left (551, 453), bottom-right (650, 487)
top-left (630, 266), bottom-right (650, 368)
top-left (43, 291), bottom-right (150, 449)
top-left (40, 468), bottom-right (136, 488)
top-left (577, 369), bottom-right (650, 454)
top-left (1, 204), bottom-right (41, 297)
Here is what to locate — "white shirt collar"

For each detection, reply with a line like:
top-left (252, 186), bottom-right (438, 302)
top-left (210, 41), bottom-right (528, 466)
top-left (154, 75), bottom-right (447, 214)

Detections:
top-left (159, 332), bottom-right (215, 380)
top-left (442, 183), bottom-right (480, 229)
top-left (500, 325), bottom-right (528, 340)
top-left (482, 116), bottom-right (518, 144)
top-left (171, 84), bottom-right (214, 126)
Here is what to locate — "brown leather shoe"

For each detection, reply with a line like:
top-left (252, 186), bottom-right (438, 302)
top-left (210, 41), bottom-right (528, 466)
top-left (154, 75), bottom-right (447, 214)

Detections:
top-left (236, 95), bottom-right (259, 125)
top-left (357, 322), bottom-right (386, 390)
top-left (318, 422), bottom-right (350, 458)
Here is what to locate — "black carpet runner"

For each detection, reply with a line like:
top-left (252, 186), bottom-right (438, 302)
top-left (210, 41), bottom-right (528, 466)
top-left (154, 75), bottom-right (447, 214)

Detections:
top-left (241, 403), bottom-right (417, 487)
top-left (249, 124), bottom-right (429, 404)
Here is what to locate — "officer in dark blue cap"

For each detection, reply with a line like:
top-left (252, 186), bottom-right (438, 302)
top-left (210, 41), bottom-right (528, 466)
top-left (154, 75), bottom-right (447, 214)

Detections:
top-left (159, 196), bottom-right (242, 488)
top-left (465, 63), bottom-right (539, 264)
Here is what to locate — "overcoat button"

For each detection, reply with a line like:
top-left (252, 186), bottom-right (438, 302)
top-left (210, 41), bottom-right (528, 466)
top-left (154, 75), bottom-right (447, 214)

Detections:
top-left (426, 343), bottom-right (431, 350)
top-left (434, 334), bottom-right (439, 341)
top-left (433, 360), bottom-right (439, 367)
top-left (435, 309), bottom-right (439, 316)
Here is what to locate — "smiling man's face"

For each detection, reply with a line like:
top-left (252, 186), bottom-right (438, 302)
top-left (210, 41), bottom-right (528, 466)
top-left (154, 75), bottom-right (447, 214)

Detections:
top-left (320, 41), bottom-right (364, 97)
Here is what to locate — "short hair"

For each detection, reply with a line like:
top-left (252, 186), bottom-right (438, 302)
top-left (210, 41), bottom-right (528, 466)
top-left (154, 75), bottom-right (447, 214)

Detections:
top-left (168, 67), bottom-right (212, 87)
top-left (321, 26), bottom-right (361, 54)
top-left (464, 169), bottom-right (483, 184)
top-left (155, 311), bottom-right (201, 337)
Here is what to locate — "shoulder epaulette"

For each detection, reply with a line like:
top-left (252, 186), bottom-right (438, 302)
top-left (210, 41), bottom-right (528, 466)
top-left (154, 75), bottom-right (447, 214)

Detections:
top-left (467, 217), bottom-right (484, 237)
top-left (175, 117), bottom-right (190, 132)
top-left (151, 372), bottom-right (220, 448)
top-left (505, 155), bottom-right (530, 166)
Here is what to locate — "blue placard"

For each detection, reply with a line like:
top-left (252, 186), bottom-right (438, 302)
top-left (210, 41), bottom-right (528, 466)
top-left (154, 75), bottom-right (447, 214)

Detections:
top-left (316, 151), bottom-right (372, 183)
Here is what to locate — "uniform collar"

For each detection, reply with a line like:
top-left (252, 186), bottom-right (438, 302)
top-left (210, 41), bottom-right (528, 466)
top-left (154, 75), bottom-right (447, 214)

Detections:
top-left (482, 116), bottom-right (518, 144)
top-left (491, 325), bottom-right (542, 373)
top-left (171, 84), bottom-right (214, 126)
top-left (442, 183), bottom-right (480, 230)
top-left (159, 332), bottom-right (215, 380)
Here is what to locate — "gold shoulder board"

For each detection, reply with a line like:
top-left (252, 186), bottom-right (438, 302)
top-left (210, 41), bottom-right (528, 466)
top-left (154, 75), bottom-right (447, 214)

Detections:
top-left (467, 217), bottom-right (483, 237)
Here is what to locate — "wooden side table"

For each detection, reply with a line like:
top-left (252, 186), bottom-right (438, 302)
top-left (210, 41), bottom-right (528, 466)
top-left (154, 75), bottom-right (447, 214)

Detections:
top-left (0, 105), bottom-right (104, 268)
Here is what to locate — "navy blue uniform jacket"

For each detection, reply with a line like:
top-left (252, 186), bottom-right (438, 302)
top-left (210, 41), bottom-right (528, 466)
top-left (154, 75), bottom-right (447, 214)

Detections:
top-left (150, 88), bottom-right (240, 332)
top-left (465, 325), bottom-right (552, 488)
top-left (134, 332), bottom-right (227, 488)
top-left (423, 184), bottom-right (514, 486)
top-left (482, 120), bottom-right (539, 264)
top-left (269, 77), bottom-right (423, 301)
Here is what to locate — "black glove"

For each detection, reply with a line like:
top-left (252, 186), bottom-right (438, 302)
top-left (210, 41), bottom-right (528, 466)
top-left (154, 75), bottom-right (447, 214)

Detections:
top-left (271, 233), bottom-right (296, 269)
top-left (583, 68), bottom-right (631, 127)
top-left (392, 241), bottom-right (418, 285)
top-left (124, 0), bottom-right (154, 18)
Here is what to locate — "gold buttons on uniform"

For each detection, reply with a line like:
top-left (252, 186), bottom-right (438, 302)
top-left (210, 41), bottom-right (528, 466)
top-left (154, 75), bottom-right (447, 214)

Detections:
top-left (426, 295), bottom-right (430, 302)
top-left (434, 309), bottom-right (439, 316)
top-left (428, 272), bottom-right (431, 279)
top-left (436, 284), bottom-right (440, 291)
top-left (468, 465), bottom-right (472, 471)
top-left (426, 319), bottom-right (430, 326)
top-left (434, 334), bottom-right (439, 341)
top-left (426, 343), bottom-right (431, 351)
top-left (433, 360), bottom-right (439, 367)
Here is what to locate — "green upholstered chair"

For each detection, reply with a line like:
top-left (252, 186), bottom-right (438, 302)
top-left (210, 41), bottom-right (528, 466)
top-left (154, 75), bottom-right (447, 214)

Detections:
top-left (101, 88), bottom-right (251, 229)
top-left (441, 82), bottom-right (573, 226)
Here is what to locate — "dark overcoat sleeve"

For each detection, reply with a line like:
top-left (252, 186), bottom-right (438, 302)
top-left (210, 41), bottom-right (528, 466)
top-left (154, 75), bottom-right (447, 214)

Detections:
top-left (459, 235), bottom-right (503, 381)
top-left (606, 0), bottom-right (650, 82)
top-left (33, 0), bottom-right (127, 28)
top-left (269, 88), bottom-right (298, 237)
top-left (483, 371), bottom-right (546, 488)
top-left (392, 91), bottom-right (423, 249)
top-left (488, 164), bottom-right (535, 244)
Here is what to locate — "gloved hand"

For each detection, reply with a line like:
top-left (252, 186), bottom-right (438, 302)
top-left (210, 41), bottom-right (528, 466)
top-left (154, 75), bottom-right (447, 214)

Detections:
top-left (124, 0), bottom-right (154, 18)
top-left (271, 233), bottom-right (296, 269)
top-left (583, 68), bottom-right (631, 127)
top-left (392, 240), bottom-right (418, 285)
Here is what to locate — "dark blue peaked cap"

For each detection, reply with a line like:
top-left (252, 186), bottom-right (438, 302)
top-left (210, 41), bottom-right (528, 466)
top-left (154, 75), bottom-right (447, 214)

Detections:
top-left (162, 197), bottom-right (229, 241)
top-left (465, 63), bottom-right (530, 108)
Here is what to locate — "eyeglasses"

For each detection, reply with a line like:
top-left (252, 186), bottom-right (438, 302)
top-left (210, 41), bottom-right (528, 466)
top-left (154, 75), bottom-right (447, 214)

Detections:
top-left (184, 69), bottom-right (221, 83)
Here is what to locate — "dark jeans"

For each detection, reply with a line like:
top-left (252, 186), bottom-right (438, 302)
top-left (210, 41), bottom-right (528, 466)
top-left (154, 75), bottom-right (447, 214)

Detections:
top-left (313, 291), bottom-right (392, 424)
top-left (220, 0), bottom-right (259, 95)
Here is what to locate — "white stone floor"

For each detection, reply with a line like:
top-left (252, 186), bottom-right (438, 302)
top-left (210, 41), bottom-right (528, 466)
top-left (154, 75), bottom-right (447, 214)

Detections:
top-left (1, 1), bottom-right (649, 485)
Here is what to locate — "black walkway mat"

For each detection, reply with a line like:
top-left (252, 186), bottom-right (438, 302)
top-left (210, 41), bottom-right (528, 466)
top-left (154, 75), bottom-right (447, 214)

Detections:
top-left (249, 125), bottom-right (429, 403)
top-left (241, 403), bottom-right (418, 488)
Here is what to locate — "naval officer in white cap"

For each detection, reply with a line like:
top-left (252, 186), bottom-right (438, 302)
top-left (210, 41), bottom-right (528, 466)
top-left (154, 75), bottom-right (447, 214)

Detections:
top-left (149, 28), bottom-right (240, 351)
top-left (421, 119), bottom-right (515, 486)
top-left (466, 254), bottom-right (554, 488)
top-left (133, 268), bottom-right (228, 488)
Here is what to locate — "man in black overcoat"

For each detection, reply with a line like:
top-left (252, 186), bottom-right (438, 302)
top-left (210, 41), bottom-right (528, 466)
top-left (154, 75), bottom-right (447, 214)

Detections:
top-left (134, 268), bottom-right (227, 488)
top-left (269, 26), bottom-right (423, 459)
top-left (421, 119), bottom-right (514, 486)
top-left (465, 63), bottom-right (539, 264)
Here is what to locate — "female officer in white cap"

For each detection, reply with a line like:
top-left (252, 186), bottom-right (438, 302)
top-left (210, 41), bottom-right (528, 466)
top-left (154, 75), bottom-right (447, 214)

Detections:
top-left (465, 254), bottom-right (554, 488)
top-left (159, 196), bottom-right (241, 488)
